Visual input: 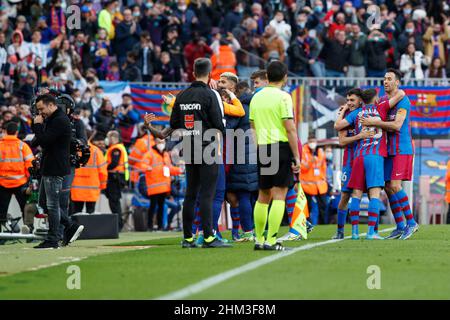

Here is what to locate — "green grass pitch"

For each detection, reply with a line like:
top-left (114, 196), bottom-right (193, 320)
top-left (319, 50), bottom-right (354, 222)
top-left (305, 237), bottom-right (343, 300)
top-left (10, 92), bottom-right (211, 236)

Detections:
top-left (0, 225), bottom-right (449, 299)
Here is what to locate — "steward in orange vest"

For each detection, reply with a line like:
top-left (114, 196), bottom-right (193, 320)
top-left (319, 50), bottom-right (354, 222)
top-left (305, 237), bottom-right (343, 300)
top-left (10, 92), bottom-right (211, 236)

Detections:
top-left (71, 143), bottom-right (107, 214)
top-left (0, 122), bottom-right (34, 223)
top-left (144, 138), bottom-right (181, 230)
top-left (211, 41), bottom-right (237, 81)
top-left (105, 130), bottom-right (129, 230)
top-left (128, 125), bottom-right (155, 184)
top-left (300, 138), bottom-right (329, 224)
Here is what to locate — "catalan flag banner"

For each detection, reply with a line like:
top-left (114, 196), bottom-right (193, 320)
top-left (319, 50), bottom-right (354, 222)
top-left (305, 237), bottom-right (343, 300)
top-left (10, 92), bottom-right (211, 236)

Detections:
top-left (130, 84), bottom-right (187, 126)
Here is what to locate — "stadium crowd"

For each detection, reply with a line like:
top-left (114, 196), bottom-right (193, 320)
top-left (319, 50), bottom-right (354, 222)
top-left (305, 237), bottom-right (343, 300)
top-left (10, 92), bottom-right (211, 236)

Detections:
top-left (1, 0), bottom-right (450, 245)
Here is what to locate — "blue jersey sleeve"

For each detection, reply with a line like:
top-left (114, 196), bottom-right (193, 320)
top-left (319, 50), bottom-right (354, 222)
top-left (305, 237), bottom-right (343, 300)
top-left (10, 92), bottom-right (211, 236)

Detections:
top-left (344, 109), bottom-right (358, 127)
top-left (397, 96), bottom-right (411, 111)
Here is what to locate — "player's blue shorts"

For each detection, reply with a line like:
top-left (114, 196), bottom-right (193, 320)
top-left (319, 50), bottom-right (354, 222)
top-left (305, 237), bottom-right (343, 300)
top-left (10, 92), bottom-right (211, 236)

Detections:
top-left (348, 155), bottom-right (385, 190)
top-left (341, 165), bottom-right (352, 193)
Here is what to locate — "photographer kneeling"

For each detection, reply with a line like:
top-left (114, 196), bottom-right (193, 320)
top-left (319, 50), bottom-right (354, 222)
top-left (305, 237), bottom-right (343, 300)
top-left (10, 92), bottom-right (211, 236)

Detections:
top-left (32, 94), bottom-right (84, 249)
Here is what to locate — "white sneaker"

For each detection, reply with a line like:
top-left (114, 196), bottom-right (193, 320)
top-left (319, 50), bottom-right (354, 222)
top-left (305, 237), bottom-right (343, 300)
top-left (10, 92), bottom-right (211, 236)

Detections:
top-left (21, 225), bottom-right (30, 234)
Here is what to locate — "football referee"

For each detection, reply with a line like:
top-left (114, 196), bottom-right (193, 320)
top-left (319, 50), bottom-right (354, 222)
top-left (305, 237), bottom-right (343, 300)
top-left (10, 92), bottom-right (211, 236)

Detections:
top-left (249, 61), bottom-right (301, 251)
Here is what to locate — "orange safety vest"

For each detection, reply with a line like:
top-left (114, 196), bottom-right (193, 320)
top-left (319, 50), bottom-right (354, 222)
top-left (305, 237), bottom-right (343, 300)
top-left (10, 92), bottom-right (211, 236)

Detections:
top-left (129, 134), bottom-right (155, 183)
top-left (106, 143), bottom-right (129, 180)
top-left (0, 135), bottom-right (34, 188)
top-left (71, 144), bottom-right (108, 202)
top-left (144, 149), bottom-right (181, 196)
top-left (300, 146), bottom-right (328, 196)
top-left (211, 45), bottom-right (237, 80)
top-left (446, 160), bottom-right (450, 203)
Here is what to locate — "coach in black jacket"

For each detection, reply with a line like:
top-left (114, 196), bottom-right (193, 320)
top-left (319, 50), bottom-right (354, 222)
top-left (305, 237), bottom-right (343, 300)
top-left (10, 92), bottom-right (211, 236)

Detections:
top-left (168, 58), bottom-right (230, 249)
top-left (31, 94), bottom-right (83, 249)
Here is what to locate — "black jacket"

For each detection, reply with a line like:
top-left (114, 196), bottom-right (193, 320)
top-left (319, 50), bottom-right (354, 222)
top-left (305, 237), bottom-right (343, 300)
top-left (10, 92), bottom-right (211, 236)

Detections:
top-left (170, 81), bottom-right (225, 162)
top-left (32, 108), bottom-right (71, 176)
top-left (366, 39), bottom-right (391, 71)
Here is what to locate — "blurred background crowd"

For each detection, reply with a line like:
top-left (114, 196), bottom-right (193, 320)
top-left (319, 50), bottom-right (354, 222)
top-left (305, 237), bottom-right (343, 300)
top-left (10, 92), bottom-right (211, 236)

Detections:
top-left (1, 0), bottom-right (450, 146)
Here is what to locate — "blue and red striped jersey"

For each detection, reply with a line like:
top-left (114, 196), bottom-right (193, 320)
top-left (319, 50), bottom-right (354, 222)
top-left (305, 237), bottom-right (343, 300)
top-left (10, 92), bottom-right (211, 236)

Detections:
top-left (342, 108), bottom-right (359, 167)
top-left (386, 95), bottom-right (414, 156)
top-left (345, 97), bottom-right (390, 158)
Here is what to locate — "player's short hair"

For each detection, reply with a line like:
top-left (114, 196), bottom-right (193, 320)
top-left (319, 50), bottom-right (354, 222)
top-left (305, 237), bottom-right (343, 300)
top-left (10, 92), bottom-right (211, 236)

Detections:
top-left (194, 58), bottom-right (212, 78)
top-left (386, 68), bottom-right (402, 81)
top-left (346, 88), bottom-right (362, 98)
top-left (250, 70), bottom-right (267, 81)
top-left (36, 93), bottom-right (56, 106)
top-left (220, 72), bottom-right (239, 84)
top-left (236, 80), bottom-right (250, 92)
top-left (361, 88), bottom-right (378, 104)
top-left (267, 61), bottom-right (287, 83)
top-left (3, 121), bottom-right (18, 134)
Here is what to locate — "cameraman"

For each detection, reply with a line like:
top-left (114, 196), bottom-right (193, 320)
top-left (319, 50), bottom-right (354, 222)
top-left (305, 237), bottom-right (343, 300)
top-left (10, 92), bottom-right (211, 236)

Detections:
top-left (31, 94), bottom-right (84, 249)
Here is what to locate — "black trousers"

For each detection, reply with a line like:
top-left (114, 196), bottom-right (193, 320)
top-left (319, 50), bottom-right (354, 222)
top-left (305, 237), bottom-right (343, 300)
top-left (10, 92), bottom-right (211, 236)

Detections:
top-left (0, 185), bottom-right (27, 222)
top-left (105, 175), bottom-right (123, 230)
top-left (183, 163), bottom-right (219, 239)
top-left (73, 201), bottom-right (96, 214)
top-left (305, 193), bottom-right (328, 225)
top-left (447, 205), bottom-right (450, 224)
top-left (148, 193), bottom-right (166, 230)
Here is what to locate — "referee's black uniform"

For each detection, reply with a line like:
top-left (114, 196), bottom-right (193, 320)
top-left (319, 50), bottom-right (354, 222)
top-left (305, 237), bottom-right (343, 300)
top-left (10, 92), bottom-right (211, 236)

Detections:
top-left (170, 80), bottom-right (225, 244)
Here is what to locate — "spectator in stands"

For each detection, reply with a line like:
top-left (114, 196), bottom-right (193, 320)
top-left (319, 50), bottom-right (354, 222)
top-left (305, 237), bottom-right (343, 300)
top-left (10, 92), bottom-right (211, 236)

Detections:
top-left (98, 0), bottom-right (117, 40)
top-left (342, 1), bottom-right (356, 24)
top-left (251, 2), bottom-right (267, 35)
top-left (269, 10), bottom-right (291, 54)
top-left (261, 25), bottom-right (285, 62)
top-left (184, 36), bottom-right (213, 82)
top-left (346, 23), bottom-right (366, 77)
top-left (400, 43), bottom-right (429, 81)
top-left (327, 12), bottom-right (346, 39)
top-left (121, 51), bottom-right (142, 82)
top-left (424, 57), bottom-right (447, 83)
top-left (15, 15), bottom-right (31, 42)
top-left (321, 28), bottom-right (350, 77)
top-left (115, 8), bottom-right (142, 68)
top-left (7, 31), bottom-right (30, 64)
top-left (396, 2), bottom-right (414, 30)
top-left (223, 1), bottom-right (245, 34)
top-left (48, 39), bottom-right (81, 81)
top-left (189, 0), bottom-right (215, 39)
top-left (139, 2), bottom-right (168, 47)
top-left (161, 27), bottom-right (184, 82)
top-left (94, 98), bottom-right (116, 141)
top-left (80, 5), bottom-right (98, 40)
top-left (73, 31), bottom-right (93, 72)
top-left (133, 31), bottom-right (156, 82)
top-left (288, 29), bottom-right (316, 76)
top-left (365, 27), bottom-right (391, 77)
top-left (173, 0), bottom-right (198, 44)
top-left (423, 22), bottom-right (450, 67)
top-left (398, 20), bottom-right (424, 54)
top-left (233, 17), bottom-right (264, 78)
top-left (47, 0), bottom-right (65, 37)
top-left (90, 86), bottom-right (104, 115)
top-left (0, 31), bottom-right (7, 72)
top-left (117, 93), bottom-right (140, 148)
top-left (153, 51), bottom-right (176, 82)
top-left (306, 0), bottom-right (326, 33)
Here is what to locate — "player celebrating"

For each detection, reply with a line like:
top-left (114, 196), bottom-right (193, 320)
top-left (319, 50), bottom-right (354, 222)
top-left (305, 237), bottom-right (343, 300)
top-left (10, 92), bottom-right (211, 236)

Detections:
top-left (360, 69), bottom-right (419, 240)
top-left (332, 88), bottom-right (374, 239)
top-left (335, 88), bottom-right (405, 240)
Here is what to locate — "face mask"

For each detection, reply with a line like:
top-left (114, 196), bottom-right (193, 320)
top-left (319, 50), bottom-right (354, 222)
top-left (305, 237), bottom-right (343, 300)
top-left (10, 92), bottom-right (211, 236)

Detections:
top-left (345, 7), bottom-right (353, 14)
top-left (20, 72), bottom-right (28, 78)
top-left (406, 28), bottom-right (414, 33)
top-left (314, 6), bottom-right (323, 13)
top-left (96, 93), bottom-right (104, 99)
top-left (404, 8), bottom-right (412, 15)
top-left (326, 152), bottom-right (333, 161)
top-left (309, 142), bottom-right (317, 150)
top-left (133, 12), bottom-right (140, 17)
top-left (145, 2), bottom-right (153, 8)
top-left (104, 137), bottom-right (110, 146)
top-left (178, 5), bottom-right (187, 11)
top-left (156, 144), bottom-right (165, 152)
top-left (75, 97), bottom-right (81, 103)
top-left (444, 3), bottom-right (450, 11)
top-left (298, 22), bottom-right (306, 29)
top-left (238, 7), bottom-right (244, 14)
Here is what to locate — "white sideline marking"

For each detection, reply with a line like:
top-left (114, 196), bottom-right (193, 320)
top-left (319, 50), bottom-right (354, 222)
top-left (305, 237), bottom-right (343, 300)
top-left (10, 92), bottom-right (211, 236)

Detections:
top-left (155, 227), bottom-right (396, 300)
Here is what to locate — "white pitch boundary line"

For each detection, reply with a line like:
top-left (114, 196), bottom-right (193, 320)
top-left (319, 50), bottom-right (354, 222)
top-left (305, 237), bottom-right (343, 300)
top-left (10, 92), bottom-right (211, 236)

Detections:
top-left (155, 227), bottom-right (396, 300)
